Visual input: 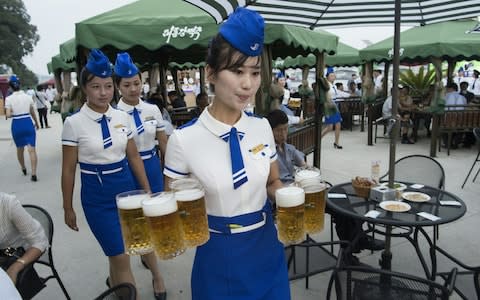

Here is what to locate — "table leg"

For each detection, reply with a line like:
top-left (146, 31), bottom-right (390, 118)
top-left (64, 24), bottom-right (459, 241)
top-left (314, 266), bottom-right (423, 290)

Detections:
top-left (379, 225), bottom-right (392, 271)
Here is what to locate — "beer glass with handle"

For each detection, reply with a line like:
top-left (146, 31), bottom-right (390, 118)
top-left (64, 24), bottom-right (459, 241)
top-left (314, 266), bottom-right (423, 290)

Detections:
top-left (302, 182), bottom-right (327, 234)
top-left (175, 188), bottom-right (210, 247)
top-left (142, 192), bottom-right (186, 260)
top-left (276, 186), bottom-right (305, 244)
top-left (116, 190), bottom-right (153, 255)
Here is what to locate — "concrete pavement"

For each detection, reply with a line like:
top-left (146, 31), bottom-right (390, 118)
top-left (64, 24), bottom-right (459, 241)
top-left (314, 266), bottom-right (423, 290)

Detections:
top-left (0, 114), bottom-right (478, 299)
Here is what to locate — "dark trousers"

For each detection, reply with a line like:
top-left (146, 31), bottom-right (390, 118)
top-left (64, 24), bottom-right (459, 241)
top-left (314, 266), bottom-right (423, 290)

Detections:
top-left (37, 107), bottom-right (48, 128)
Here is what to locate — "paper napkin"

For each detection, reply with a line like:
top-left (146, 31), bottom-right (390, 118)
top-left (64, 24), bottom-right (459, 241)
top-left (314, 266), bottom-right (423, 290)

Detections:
top-left (417, 212), bottom-right (441, 221)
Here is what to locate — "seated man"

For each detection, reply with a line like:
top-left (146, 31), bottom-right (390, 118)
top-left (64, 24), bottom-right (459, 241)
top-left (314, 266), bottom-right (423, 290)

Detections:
top-left (267, 110), bottom-right (306, 184)
top-left (267, 110), bottom-right (384, 264)
top-left (382, 86), bottom-right (414, 143)
top-left (443, 82), bottom-right (467, 149)
top-left (168, 90), bottom-right (187, 110)
top-left (190, 92), bottom-right (209, 119)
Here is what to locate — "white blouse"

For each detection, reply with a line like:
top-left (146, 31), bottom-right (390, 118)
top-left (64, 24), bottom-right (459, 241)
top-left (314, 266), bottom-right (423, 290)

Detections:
top-left (0, 192), bottom-right (48, 252)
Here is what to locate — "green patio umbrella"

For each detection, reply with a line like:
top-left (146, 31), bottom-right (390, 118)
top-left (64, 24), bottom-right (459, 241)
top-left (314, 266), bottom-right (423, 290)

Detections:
top-left (275, 42), bottom-right (361, 69)
top-left (359, 19), bottom-right (480, 63)
top-left (75, 0), bottom-right (338, 64)
top-left (49, 54), bottom-right (75, 73)
top-left (59, 38), bottom-right (77, 63)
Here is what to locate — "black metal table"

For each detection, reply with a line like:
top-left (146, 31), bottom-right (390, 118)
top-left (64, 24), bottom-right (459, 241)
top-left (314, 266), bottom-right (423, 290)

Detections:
top-left (327, 182), bottom-right (466, 279)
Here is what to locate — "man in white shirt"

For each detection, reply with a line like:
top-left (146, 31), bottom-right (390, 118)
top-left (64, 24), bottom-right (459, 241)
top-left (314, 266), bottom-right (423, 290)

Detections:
top-left (469, 70), bottom-right (480, 97)
top-left (444, 82), bottom-right (467, 148)
top-left (373, 69), bottom-right (384, 95)
top-left (45, 85), bottom-right (57, 114)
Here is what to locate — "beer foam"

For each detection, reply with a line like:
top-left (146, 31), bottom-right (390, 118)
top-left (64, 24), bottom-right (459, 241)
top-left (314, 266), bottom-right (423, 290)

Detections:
top-left (175, 188), bottom-right (204, 202)
top-left (295, 170), bottom-right (320, 181)
top-left (276, 187), bottom-right (305, 207)
top-left (302, 183), bottom-right (326, 194)
top-left (116, 193), bottom-right (148, 209)
top-left (142, 193), bottom-right (177, 217)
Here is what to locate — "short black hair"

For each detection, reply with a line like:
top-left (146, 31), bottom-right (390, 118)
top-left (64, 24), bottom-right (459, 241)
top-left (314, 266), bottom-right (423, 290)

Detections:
top-left (267, 109), bottom-right (288, 129)
top-left (446, 82), bottom-right (458, 91)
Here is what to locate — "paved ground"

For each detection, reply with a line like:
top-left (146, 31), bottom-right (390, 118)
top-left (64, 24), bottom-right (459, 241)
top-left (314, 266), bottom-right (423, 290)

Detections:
top-left (0, 113), bottom-right (478, 299)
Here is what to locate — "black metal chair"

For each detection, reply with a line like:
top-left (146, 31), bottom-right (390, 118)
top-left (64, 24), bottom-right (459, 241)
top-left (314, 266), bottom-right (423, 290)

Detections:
top-left (379, 154), bottom-right (445, 190)
top-left (285, 240), bottom-right (349, 290)
top-left (379, 154), bottom-right (445, 240)
top-left (93, 282), bottom-right (136, 300)
top-left (23, 205), bottom-right (71, 300)
top-left (327, 253), bottom-right (458, 300)
top-left (461, 127), bottom-right (480, 188)
top-left (371, 101), bottom-right (389, 143)
top-left (429, 243), bottom-right (480, 300)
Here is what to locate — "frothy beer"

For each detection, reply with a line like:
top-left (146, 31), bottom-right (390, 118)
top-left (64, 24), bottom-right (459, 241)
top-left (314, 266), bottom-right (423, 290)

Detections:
top-left (276, 186), bottom-right (305, 244)
top-left (295, 168), bottom-right (321, 186)
top-left (175, 188), bottom-right (209, 247)
top-left (116, 191), bottom-right (153, 255)
top-left (142, 193), bottom-right (185, 260)
top-left (303, 183), bottom-right (327, 234)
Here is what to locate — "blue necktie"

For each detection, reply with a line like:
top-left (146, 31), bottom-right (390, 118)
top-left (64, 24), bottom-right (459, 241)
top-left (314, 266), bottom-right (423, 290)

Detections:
top-left (220, 127), bottom-right (248, 189)
top-left (97, 115), bottom-right (112, 149)
top-left (130, 108), bottom-right (144, 135)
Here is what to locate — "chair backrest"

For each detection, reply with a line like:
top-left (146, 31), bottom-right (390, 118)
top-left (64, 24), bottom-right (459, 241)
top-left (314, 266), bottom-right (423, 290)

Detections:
top-left (474, 128), bottom-right (480, 144)
top-left (22, 205), bottom-right (53, 263)
top-left (331, 265), bottom-right (456, 300)
top-left (93, 282), bottom-right (136, 300)
top-left (381, 155), bottom-right (445, 189)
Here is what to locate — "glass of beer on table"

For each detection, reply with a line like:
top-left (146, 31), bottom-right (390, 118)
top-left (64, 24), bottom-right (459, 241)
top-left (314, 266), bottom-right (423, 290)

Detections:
top-left (142, 192), bottom-right (186, 259)
top-left (302, 182), bottom-right (327, 234)
top-left (295, 166), bottom-right (322, 186)
top-left (174, 187), bottom-right (209, 247)
top-left (276, 186), bottom-right (305, 244)
top-left (116, 190), bottom-right (153, 255)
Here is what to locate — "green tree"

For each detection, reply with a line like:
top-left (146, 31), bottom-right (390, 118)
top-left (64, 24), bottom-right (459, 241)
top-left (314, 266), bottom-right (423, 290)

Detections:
top-left (0, 0), bottom-right (39, 86)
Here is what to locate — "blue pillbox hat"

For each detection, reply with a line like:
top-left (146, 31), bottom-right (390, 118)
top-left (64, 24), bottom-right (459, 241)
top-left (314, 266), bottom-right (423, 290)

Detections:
top-left (86, 49), bottom-right (112, 78)
top-left (276, 72), bottom-right (285, 79)
top-left (114, 52), bottom-right (139, 78)
top-left (219, 7), bottom-right (264, 57)
top-left (326, 67), bottom-right (335, 76)
top-left (9, 75), bottom-right (19, 84)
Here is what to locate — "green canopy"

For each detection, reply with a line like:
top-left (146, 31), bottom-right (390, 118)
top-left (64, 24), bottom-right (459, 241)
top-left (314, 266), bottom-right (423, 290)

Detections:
top-left (75, 0), bottom-right (337, 64)
top-left (48, 54), bottom-right (76, 74)
top-left (359, 19), bottom-right (480, 63)
top-left (59, 38), bottom-right (76, 63)
top-left (274, 42), bottom-right (361, 69)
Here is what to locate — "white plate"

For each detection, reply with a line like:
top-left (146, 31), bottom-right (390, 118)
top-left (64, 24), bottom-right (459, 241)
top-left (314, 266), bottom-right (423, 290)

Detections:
top-left (379, 201), bottom-right (411, 212)
top-left (380, 182), bottom-right (407, 190)
top-left (402, 192), bottom-right (431, 202)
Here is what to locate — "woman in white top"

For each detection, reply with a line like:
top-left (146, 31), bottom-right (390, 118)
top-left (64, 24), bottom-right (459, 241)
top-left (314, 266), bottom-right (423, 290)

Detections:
top-left (4, 76), bottom-right (40, 181)
top-left (114, 52), bottom-right (167, 299)
top-left (164, 8), bottom-right (289, 300)
top-left (61, 49), bottom-right (150, 295)
top-left (0, 192), bottom-right (48, 285)
top-left (34, 86), bottom-right (50, 128)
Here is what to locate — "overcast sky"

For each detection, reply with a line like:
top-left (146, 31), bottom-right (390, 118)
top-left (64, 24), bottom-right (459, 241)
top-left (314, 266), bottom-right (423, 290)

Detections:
top-left (22, 0), bottom-right (406, 76)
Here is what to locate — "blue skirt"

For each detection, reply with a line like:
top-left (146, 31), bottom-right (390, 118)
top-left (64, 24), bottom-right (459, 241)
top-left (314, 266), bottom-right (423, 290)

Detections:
top-left (191, 202), bottom-right (290, 300)
top-left (324, 111), bottom-right (342, 125)
top-left (133, 148), bottom-right (164, 193)
top-left (79, 159), bottom-right (136, 256)
top-left (11, 114), bottom-right (36, 147)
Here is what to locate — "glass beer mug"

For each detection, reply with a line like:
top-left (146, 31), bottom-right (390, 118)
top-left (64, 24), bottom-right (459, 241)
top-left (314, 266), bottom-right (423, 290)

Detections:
top-left (116, 190), bottom-right (153, 255)
top-left (275, 186), bottom-right (305, 245)
top-left (295, 166), bottom-right (322, 186)
top-left (302, 182), bottom-right (327, 234)
top-left (142, 192), bottom-right (186, 260)
top-left (175, 188), bottom-right (209, 247)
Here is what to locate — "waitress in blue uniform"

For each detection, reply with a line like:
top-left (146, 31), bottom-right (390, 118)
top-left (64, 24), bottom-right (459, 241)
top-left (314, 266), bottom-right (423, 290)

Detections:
top-left (4, 75), bottom-right (40, 181)
top-left (115, 52), bottom-right (168, 299)
top-left (61, 49), bottom-right (151, 294)
top-left (164, 8), bottom-right (290, 300)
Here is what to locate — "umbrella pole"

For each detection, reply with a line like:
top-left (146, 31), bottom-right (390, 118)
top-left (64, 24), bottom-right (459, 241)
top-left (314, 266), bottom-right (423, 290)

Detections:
top-left (381, 0), bottom-right (401, 279)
